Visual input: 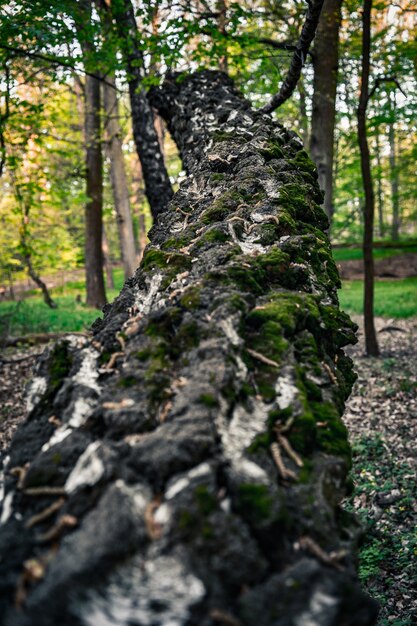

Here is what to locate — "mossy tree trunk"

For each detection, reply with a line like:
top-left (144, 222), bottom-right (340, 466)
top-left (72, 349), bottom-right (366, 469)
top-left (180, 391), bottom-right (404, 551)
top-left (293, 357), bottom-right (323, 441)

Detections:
top-left (0, 72), bottom-right (378, 626)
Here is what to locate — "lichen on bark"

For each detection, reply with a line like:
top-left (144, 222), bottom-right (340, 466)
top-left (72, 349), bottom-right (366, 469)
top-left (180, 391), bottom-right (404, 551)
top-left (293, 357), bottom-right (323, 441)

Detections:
top-left (0, 71), bottom-right (378, 626)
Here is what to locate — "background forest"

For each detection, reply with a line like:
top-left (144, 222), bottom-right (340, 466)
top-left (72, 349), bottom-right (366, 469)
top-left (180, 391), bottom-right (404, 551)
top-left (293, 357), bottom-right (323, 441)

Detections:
top-left (0, 0), bottom-right (416, 339)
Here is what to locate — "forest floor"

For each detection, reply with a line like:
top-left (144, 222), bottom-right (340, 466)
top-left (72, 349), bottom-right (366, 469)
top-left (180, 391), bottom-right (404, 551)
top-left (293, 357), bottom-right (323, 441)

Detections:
top-left (343, 316), bottom-right (417, 626)
top-left (0, 317), bottom-right (416, 625)
top-left (338, 252), bottom-right (417, 280)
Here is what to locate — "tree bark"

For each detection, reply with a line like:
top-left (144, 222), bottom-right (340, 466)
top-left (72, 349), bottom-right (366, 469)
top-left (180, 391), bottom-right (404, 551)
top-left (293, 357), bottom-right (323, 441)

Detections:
top-left (375, 128), bottom-right (385, 238)
top-left (388, 94), bottom-right (400, 241)
top-left (111, 0), bottom-right (173, 220)
top-left (102, 227), bottom-right (115, 290)
top-left (103, 75), bottom-right (138, 279)
top-left (84, 71), bottom-right (107, 309)
top-left (357, 0), bottom-right (379, 356)
top-left (0, 72), bottom-right (378, 626)
top-left (310, 0), bottom-right (342, 224)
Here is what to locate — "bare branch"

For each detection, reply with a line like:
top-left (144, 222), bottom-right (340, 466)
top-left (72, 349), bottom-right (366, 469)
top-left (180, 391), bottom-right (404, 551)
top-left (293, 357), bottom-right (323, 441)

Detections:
top-left (260, 0), bottom-right (324, 114)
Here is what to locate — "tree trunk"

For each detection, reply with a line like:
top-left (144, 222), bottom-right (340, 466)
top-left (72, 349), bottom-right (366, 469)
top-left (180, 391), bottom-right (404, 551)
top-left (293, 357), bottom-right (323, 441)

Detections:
top-left (102, 227), bottom-right (115, 290)
top-left (388, 94), bottom-right (400, 241)
top-left (24, 255), bottom-right (56, 309)
top-left (375, 128), bottom-right (384, 238)
top-left (216, 0), bottom-right (228, 72)
top-left (357, 0), bottom-right (379, 357)
top-left (103, 75), bottom-right (138, 279)
top-left (111, 0), bottom-right (173, 220)
top-left (310, 0), bottom-right (342, 225)
top-left (84, 71), bottom-right (107, 309)
top-left (0, 72), bottom-right (378, 626)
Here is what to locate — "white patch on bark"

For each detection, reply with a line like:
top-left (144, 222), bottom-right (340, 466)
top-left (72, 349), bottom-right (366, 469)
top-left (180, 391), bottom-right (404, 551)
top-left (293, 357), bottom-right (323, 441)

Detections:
top-left (80, 555), bottom-right (205, 626)
top-left (41, 427), bottom-right (72, 452)
top-left (73, 347), bottom-right (100, 394)
top-left (65, 442), bottom-right (105, 495)
top-left (261, 177), bottom-right (282, 200)
top-left (233, 458), bottom-right (269, 484)
top-left (275, 375), bottom-right (298, 410)
top-left (0, 492), bottom-right (14, 525)
top-left (0, 455), bottom-right (10, 505)
top-left (69, 397), bottom-right (97, 428)
top-left (134, 272), bottom-right (163, 314)
top-left (165, 462), bottom-right (211, 501)
top-left (227, 223), bottom-right (266, 256)
top-left (153, 503), bottom-right (171, 526)
top-left (216, 399), bottom-right (269, 482)
top-left (42, 397), bottom-right (97, 453)
top-left (294, 589), bottom-right (338, 626)
top-left (165, 477), bottom-right (190, 501)
top-left (26, 376), bottom-right (48, 413)
top-left (218, 317), bottom-right (241, 346)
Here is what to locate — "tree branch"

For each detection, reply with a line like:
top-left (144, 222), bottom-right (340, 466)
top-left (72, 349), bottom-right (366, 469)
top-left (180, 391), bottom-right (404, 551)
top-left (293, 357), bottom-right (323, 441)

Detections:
top-left (367, 75), bottom-right (406, 103)
top-left (0, 43), bottom-right (119, 91)
top-left (260, 0), bottom-right (324, 114)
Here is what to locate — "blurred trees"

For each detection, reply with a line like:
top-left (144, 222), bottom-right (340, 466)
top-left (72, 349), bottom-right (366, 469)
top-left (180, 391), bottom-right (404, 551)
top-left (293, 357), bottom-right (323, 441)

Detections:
top-left (0, 0), bottom-right (416, 302)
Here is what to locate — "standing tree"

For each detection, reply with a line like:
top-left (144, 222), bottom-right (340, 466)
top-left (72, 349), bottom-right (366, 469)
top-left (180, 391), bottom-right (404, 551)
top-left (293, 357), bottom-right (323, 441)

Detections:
top-left (110, 0), bottom-right (173, 220)
top-left (310, 0), bottom-right (343, 224)
top-left (357, 0), bottom-right (379, 356)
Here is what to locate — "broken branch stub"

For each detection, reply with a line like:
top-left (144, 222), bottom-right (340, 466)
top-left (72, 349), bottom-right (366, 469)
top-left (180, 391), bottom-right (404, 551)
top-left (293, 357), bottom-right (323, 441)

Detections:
top-left (0, 71), bottom-right (378, 626)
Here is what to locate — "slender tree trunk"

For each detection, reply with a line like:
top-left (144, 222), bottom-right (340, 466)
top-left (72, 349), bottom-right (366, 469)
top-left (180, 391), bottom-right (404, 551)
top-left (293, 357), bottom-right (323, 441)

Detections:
top-left (216, 0), bottom-right (228, 72)
top-left (103, 75), bottom-right (138, 279)
top-left (84, 72), bottom-right (106, 308)
top-left (24, 255), bottom-right (56, 309)
top-left (111, 0), bottom-right (173, 220)
top-left (310, 0), bottom-right (342, 225)
top-left (298, 76), bottom-right (310, 148)
top-left (102, 227), bottom-right (115, 290)
top-left (388, 94), bottom-right (400, 241)
top-left (357, 0), bottom-right (379, 356)
top-left (375, 128), bottom-right (385, 238)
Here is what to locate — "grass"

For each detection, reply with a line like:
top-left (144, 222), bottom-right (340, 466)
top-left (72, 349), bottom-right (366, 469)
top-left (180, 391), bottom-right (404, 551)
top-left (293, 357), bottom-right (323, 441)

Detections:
top-left (338, 278), bottom-right (417, 318)
top-left (332, 245), bottom-right (417, 263)
top-left (0, 269), bottom-right (125, 336)
top-left (1, 268), bottom-right (417, 337)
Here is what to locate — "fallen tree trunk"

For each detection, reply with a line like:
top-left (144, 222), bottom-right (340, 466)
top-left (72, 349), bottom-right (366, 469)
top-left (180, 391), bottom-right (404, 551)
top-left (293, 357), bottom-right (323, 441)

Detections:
top-left (0, 71), bottom-right (378, 626)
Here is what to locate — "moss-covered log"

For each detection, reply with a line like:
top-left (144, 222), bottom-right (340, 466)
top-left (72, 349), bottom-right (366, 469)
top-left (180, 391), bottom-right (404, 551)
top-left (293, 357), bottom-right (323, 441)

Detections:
top-left (0, 72), bottom-right (378, 626)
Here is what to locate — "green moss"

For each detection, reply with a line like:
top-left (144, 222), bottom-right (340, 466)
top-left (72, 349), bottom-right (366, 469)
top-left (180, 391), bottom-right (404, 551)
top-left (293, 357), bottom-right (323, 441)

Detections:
top-left (311, 401), bottom-right (351, 463)
top-left (289, 150), bottom-right (318, 181)
top-left (117, 375), bottom-right (137, 388)
top-left (212, 130), bottom-right (243, 142)
top-left (287, 410), bottom-right (316, 455)
top-left (136, 349), bottom-right (151, 361)
top-left (194, 486), bottom-right (217, 515)
top-left (141, 249), bottom-right (191, 289)
top-left (210, 173), bottom-right (226, 182)
top-left (200, 228), bottom-right (229, 244)
top-left (49, 343), bottom-right (72, 388)
top-left (259, 140), bottom-right (285, 161)
top-left (198, 393), bottom-right (219, 408)
top-left (237, 483), bottom-right (274, 522)
top-left (247, 432), bottom-right (271, 454)
top-left (180, 287), bottom-right (201, 310)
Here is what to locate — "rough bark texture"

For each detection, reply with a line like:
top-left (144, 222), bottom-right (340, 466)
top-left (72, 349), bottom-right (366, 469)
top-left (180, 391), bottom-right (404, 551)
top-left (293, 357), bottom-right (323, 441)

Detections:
top-left (112, 0), bottom-right (173, 220)
top-left (0, 72), bottom-right (378, 626)
top-left (103, 75), bottom-right (138, 279)
top-left (310, 0), bottom-right (342, 224)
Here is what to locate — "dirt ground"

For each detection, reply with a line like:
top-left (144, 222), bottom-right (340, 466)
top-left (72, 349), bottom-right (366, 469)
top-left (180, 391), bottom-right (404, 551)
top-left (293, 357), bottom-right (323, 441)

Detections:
top-left (0, 319), bottom-right (416, 624)
top-left (338, 252), bottom-right (417, 280)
